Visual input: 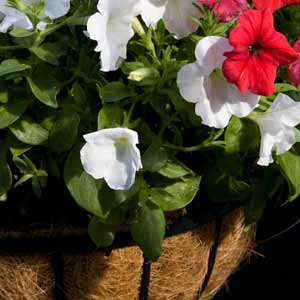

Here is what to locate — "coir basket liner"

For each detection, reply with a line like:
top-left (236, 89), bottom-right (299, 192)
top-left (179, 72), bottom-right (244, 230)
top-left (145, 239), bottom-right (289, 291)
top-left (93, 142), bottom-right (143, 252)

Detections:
top-left (0, 208), bottom-right (253, 300)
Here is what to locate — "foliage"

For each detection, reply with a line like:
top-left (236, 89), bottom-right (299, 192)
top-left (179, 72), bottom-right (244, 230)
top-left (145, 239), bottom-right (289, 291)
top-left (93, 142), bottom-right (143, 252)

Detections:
top-left (1, 0), bottom-right (300, 260)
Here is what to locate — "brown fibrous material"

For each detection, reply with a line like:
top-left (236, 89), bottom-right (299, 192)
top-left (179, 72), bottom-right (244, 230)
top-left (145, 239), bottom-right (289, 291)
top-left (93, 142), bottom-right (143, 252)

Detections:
top-left (63, 208), bottom-right (254, 300)
top-left (0, 209), bottom-right (253, 300)
top-left (0, 254), bottom-right (54, 300)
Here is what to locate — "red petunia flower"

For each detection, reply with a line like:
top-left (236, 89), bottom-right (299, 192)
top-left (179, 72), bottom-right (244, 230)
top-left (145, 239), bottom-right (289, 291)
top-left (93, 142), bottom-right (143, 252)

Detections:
top-left (222, 9), bottom-right (299, 96)
top-left (198, 0), bottom-right (248, 22)
top-left (253, 0), bottom-right (300, 11)
top-left (288, 39), bottom-right (300, 88)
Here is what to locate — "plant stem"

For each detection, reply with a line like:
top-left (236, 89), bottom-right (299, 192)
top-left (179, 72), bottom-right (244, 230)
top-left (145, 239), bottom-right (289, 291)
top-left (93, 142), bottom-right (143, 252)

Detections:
top-left (0, 45), bottom-right (26, 51)
top-left (163, 140), bottom-right (225, 152)
top-left (124, 99), bottom-right (138, 127)
top-left (35, 16), bottom-right (88, 46)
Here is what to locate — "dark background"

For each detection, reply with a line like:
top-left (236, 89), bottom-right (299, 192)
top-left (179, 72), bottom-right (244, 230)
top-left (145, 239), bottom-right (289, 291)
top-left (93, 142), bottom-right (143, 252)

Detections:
top-left (215, 200), bottom-right (300, 300)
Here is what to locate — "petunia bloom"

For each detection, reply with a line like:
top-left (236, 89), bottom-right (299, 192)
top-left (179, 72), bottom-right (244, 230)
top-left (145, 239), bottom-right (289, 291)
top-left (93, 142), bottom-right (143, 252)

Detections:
top-left (80, 128), bottom-right (143, 190)
top-left (0, 0), bottom-right (70, 33)
top-left (222, 9), bottom-right (299, 97)
top-left (198, 0), bottom-right (248, 22)
top-left (87, 0), bottom-right (140, 72)
top-left (253, 0), bottom-right (300, 11)
top-left (288, 39), bottom-right (300, 88)
top-left (140, 0), bottom-right (201, 39)
top-left (177, 36), bottom-right (259, 128)
top-left (252, 93), bottom-right (300, 166)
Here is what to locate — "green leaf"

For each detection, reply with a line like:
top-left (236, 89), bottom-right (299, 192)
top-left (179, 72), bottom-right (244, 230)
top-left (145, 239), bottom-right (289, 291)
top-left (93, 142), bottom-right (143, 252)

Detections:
top-left (150, 176), bottom-right (201, 211)
top-left (142, 143), bottom-right (167, 172)
top-left (158, 158), bottom-right (192, 179)
top-left (9, 27), bottom-right (34, 38)
top-left (9, 117), bottom-right (49, 145)
top-left (225, 116), bottom-right (260, 154)
top-left (30, 42), bottom-right (66, 66)
top-left (0, 59), bottom-right (31, 77)
top-left (64, 145), bottom-right (107, 218)
top-left (64, 144), bottom-right (138, 219)
top-left (276, 151), bottom-right (300, 202)
top-left (0, 155), bottom-right (12, 196)
top-left (88, 217), bottom-right (115, 248)
top-left (71, 82), bottom-right (86, 107)
top-left (0, 99), bottom-right (30, 129)
top-left (0, 91), bottom-right (8, 103)
top-left (49, 111), bottom-right (80, 152)
top-left (101, 82), bottom-right (132, 103)
top-left (8, 134), bottom-right (32, 157)
top-left (98, 104), bottom-right (124, 130)
top-left (275, 83), bottom-right (298, 93)
top-left (130, 201), bottom-right (165, 261)
top-left (30, 46), bottom-right (59, 66)
top-left (244, 182), bottom-right (267, 226)
top-left (27, 66), bottom-right (59, 108)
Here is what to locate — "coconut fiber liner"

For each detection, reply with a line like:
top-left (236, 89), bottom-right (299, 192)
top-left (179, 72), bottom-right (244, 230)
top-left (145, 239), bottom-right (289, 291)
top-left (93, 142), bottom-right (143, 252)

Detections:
top-left (0, 208), bottom-right (253, 300)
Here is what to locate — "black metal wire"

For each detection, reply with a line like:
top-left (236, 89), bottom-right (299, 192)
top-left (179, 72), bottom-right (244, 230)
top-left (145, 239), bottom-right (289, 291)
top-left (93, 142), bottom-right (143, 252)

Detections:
top-left (139, 255), bottom-right (152, 300)
top-left (196, 216), bottom-right (223, 299)
top-left (52, 251), bottom-right (65, 300)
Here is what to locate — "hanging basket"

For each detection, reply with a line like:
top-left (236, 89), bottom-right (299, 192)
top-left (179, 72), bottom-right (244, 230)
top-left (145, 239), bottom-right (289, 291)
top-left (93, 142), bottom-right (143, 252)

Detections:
top-left (0, 208), bottom-right (253, 300)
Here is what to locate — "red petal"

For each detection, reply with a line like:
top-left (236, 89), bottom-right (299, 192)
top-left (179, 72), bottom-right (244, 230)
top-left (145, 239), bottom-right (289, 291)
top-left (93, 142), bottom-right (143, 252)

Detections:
top-left (288, 58), bottom-right (300, 88)
top-left (213, 0), bottom-right (248, 22)
top-left (229, 10), bottom-right (264, 51)
top-left (223, 51), bottom-right (277, 96)
top-left (288, 39), bottom-right (300, 87)
top-left (254, 0), bottom-right (300, 11)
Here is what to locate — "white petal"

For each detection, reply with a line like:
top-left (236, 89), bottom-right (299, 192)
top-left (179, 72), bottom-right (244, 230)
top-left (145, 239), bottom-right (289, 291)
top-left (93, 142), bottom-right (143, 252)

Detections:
top-left (44, 0), bottom-right (70, 19)
top-left (81, 128), bottom-right (142, 190)
top-left (226, 83), bottom-right (259, 117)
top-left (177, 63), bottom-right (206, 104)
top-left (195, 75), bottom-right (232, 128)
top-left (163, 0), bottom-right (201, 39)
top-left (268, 93), bottom-right (300, 127)
top-left (195, 36), bottom-right (232, 76)
top-left (257, 131), bottom-right (275, 166)
top-left (87, 0), bottom-right (139, 71)
top-left (255, 93), bottom-right (300, 166)
top-left (83, 128), bottom-right (139, 145)
top-left (140, 0), bottom-right (165, 28)
top-left (80, 142), bottom-right (115, 179)
top-left (87, 12), bottom-right (108, 52)
top-left (104, 143), bottom-right (139, 190)
top-left (0, 2), bottom-right (32, 32)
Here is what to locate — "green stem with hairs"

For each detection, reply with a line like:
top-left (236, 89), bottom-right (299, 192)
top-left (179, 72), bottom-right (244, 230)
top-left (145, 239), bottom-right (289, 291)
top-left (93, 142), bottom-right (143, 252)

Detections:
top-left (163, 141), bottom-right (225, 152)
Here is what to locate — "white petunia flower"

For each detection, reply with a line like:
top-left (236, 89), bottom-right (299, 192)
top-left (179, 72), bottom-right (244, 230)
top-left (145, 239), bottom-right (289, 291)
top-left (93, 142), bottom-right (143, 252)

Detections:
top-left (253, 93), bottom-right (300, 166)
top-left (80, 128), bottom-right (143, 190)
top-left (140, 0), bottom-right (201, 39)
top-left (0, 0), bottom-right (70, 33)
top-left (0, 0), bottom-right (31, 33)
top-left (177, 36), bottom-right (260, 129)
top-left (87, 0), bottom-right (140, 72)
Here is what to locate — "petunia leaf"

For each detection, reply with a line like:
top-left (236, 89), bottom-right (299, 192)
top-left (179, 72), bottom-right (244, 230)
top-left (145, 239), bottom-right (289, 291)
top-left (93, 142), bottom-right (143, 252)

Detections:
top-left (9, 117), bottom-right (49, 145)
top-left (100, 82), bottom-right (132, 103)
top-left (0, 59), bottom-right (31, 77)
top-left (88, 217), bottom-right (115, 248)
top-left (26, 66), bottom-right (59, 108)
top-left (149, 176), bottom-right (201, 211)
top-left (49, 111), bottom-right (80, 152)
top-left (0, 99), bottom-right (30, 129)
top-left (225, 116), bottom-right (260, 154)
top-left (142, 143), bottom-right (168, 172)
top-left (97, 105), bottom-right (124, 130)
top-left (130, 200), bottom-right (165, 261)
top-left (276, 151), bottom-right (300, 202)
